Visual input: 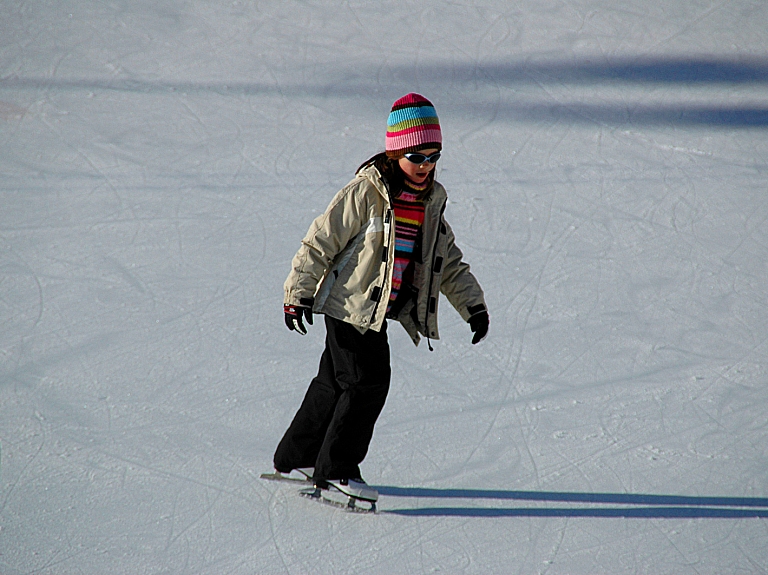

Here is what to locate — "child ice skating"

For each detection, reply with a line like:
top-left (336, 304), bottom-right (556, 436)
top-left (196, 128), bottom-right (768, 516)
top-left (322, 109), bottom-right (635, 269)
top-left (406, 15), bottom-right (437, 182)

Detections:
top-left (271, 93), bottom-right (488, 506)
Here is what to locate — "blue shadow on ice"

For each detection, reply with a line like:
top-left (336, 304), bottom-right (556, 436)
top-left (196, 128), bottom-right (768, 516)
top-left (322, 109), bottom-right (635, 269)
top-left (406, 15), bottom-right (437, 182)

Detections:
top-left (376, 486), bottom-right (768, 507)
top-left (415, 58), bottom-right (768, 85)
top-left (4, 57), bottom-right (768, 127)
top-left (481, 104), bottom-right (768, 127)
top-left (383, 507), bottom-right (768, 518)
top-left (376, 486), bottom-right (768, 518)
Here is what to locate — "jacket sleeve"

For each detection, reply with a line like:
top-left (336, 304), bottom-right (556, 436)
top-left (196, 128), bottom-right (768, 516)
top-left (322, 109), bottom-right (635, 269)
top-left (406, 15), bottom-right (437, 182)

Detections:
top-left (439, 219), bottom-right (487, 321)
top-left (284, 181), bottom-right (367, 305)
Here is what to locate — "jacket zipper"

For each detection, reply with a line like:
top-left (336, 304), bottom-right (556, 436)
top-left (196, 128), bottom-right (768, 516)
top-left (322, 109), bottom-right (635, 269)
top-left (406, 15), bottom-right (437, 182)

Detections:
top-left (423, 199), bottom-right (447, 351)
top-left (370, 205), bottom-right (393, 326)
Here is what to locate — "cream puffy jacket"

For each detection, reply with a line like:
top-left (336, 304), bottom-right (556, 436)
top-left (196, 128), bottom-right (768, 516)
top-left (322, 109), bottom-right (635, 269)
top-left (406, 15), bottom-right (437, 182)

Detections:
top-left (284, 164), bottom-right (486, 346)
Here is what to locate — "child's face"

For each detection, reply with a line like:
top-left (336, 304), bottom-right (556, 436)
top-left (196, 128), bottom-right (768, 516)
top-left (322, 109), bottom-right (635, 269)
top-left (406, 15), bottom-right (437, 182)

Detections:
top-left (398, 148), bottom-right (439, 184)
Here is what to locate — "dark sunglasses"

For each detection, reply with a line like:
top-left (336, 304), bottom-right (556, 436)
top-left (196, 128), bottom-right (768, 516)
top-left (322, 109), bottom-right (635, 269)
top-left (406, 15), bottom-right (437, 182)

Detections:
top-left (403, 152), bottom-right (441, 164)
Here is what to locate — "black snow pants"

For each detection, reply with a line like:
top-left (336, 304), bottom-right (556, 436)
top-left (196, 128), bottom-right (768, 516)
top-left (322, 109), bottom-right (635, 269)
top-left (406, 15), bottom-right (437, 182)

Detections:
top-left (273, 315), bottom-right (391, 481)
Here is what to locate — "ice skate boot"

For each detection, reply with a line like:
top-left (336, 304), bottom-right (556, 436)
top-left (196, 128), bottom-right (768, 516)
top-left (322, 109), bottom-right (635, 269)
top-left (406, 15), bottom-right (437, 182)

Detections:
top-left (327, 478), bottom-right (378, 502)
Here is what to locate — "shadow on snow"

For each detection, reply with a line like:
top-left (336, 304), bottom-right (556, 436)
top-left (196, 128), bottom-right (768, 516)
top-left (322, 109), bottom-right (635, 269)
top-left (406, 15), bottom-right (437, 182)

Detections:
top-left (376, 486), bottom-right (768, 518)
top-left (3, 57), bottom-right (768, 127)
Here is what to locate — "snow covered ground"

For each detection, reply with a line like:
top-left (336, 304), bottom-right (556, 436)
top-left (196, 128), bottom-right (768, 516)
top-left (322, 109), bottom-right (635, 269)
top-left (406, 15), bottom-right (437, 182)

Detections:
top-left (2, 1), bottom-right (768, 573)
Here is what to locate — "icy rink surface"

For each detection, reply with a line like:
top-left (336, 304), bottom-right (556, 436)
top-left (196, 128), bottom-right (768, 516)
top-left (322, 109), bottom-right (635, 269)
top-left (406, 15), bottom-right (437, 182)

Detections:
top-left (1, 1), bottom-right (768, 573)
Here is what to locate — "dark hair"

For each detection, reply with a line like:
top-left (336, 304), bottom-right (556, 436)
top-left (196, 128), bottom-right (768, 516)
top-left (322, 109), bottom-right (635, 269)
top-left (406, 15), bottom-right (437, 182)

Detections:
top-left (356, 152), bottom-right (434, 200)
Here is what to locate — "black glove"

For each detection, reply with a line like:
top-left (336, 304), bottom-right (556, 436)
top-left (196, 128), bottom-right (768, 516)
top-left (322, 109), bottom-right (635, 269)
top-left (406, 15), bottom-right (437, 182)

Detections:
top-left (468, 310), bottom-right (489, 344)
top-left (284, 298), bottom-right (314, 335)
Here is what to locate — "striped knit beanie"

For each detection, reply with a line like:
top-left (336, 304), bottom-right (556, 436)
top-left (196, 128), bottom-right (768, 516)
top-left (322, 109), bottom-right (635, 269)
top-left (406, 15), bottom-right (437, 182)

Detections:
top-left (385, 93), bottom-right (442, 158)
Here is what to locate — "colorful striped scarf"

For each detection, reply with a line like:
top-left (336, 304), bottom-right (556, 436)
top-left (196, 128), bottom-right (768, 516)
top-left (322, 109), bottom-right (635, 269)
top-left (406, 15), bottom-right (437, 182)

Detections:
top-left (386, 186), bottom-right (426, 316)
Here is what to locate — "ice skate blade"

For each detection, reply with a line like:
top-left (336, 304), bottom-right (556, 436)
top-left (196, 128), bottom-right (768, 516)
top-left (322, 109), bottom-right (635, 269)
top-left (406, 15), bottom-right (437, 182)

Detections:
top-left (260, 471), bottom-right (312, 484)
top-left (299, 487), bottom-right (377, 513)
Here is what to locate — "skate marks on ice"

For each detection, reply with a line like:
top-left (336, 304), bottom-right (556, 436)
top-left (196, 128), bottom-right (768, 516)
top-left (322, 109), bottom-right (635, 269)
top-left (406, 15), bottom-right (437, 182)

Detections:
top-left (0, 101), bottom-right (26, 121)
top-left (377, 486), bottom-right (768, 518)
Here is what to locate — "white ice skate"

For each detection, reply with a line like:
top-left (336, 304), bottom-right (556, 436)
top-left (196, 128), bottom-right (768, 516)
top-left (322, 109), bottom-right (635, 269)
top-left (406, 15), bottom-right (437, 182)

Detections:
top-left (327, 478), bottom-right (379, 502)
top-left (300, 477), bottom-right (378, 513)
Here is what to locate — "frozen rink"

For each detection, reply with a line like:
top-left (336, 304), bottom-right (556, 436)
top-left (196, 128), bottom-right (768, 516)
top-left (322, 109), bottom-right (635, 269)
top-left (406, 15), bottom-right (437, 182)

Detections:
top-left (1, 1), bottom-right (767, 573)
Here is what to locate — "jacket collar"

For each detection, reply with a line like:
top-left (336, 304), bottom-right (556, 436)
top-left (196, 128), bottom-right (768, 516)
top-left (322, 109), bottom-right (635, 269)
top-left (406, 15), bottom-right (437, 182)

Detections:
top-left (358, 163), bottom-right (447, 207)
top-left (358, 163), bottom-right (391, 201)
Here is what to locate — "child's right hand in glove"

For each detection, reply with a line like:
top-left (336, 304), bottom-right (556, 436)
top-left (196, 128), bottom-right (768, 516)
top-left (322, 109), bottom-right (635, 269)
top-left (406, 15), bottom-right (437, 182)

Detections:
top-left (284, 298), bottom-right (314, 335)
